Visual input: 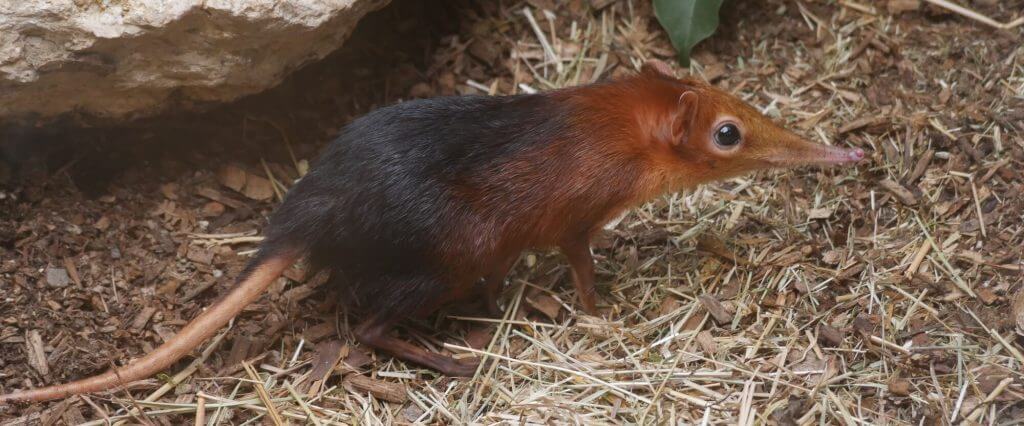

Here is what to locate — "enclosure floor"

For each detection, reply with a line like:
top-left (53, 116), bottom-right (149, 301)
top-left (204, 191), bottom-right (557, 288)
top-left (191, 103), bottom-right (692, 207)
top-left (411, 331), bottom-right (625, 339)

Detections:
top-left (2, 0), bottom-right (1022, 424)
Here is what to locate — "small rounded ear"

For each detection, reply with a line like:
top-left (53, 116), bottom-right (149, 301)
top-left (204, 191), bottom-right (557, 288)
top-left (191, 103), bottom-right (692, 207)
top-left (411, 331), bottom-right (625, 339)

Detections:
top-left (671, 91), bottom-right (699, 146)
top-left (641, 59), bottom-right (676, 78)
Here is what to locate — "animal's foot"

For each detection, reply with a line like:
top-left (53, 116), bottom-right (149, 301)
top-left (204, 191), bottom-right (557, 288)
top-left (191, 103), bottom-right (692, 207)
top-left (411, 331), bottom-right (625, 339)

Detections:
top-left (485, 299), bottom-right (504, 318)
top-left (441, 357), bottom-right (481, 377)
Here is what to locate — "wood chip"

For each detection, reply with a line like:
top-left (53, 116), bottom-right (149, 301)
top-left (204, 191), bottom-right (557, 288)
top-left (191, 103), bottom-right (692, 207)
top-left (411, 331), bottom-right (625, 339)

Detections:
top-left (402, 404), bottom-right (425, 423)
top-left (39, 398), bottom-right (73, 426)
top-left (301, 321), bottom-right (338, 343)
top-left (888, 378), bottom-right (912, 396)
top-left (957, 138), bottom-right (985, 164)
top-left (658, 296), bottom-right (681, 317)
top-left (224, 336), bottom-right (253, 370)
top-left (160, 183), bottom-right (179, 200)
top-left (879, 179), bottom-right (918, 206)
top-left (817, 324), bottom-right (845, 347)
top-left (180, 280), bottom-right (218, 303)
top-left (242, 174), bottom-right (274, 201)
top-left (698, 294), bottom-right (733, 326)
top-left (195, 187), bottom-right (248, 210)
top-left (93, 215), bottom-right (111, 231)
top-left (217, 164), bottom-right (247, 192)
top-left (838, 116), bottom-right (886, 134)
top-left (822, 249), bottom-right (844, 265)
top-left (308, 340), bottom-right (346, 386)
top-left (887, 0), bottom-right (920, 13)
top-left (836, 263), bottom-right (866, 281)
top-left (852, 315), bottom-right (879, 338)
top-left (695, 330), bottom-right (717, 354)
top-left (201, 201), bottom-right (225, 217)
top-left (25, 330), bottom-right (49, 376)
top-left (807, 207), bottom-right (833, 220)
top-left (904, 148), bottom-right (934, 184)
top-left (588, 0), bottom-right (617, 10)
top-left (526, 294), bottom-right (562, 320)
top-left (976, 288), bottom-right (999, 305)
top-left (340, 347), bottom-right (373, 372)
top-left (344, 375), bottom-right (408, 403)
top-left (130, 306), bottom-right (158, 330)
top-left (62, 258), bottom-right (81, 286)
top-left (697, 235), bottom-right (750, 266)
top-left (186, 247), bottom-right (214, 265)
top-left (156, 279), bottom-right (182, 297)
top-left (281, 283), bottom-right (318, 303)
top-left (60, 406), bottom-right (86, 425)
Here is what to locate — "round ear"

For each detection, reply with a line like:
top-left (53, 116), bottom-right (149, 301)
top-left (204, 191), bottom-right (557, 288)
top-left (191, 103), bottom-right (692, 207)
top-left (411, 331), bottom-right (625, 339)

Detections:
top-left (641, 59), bottom-right (676, 78)
top-left (671, 91), bottom-right (699, 146)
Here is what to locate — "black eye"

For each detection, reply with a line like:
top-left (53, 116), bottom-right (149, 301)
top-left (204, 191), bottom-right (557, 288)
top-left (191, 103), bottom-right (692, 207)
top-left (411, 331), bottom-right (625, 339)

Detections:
top-left (714, 123), bottom-right (741, 147)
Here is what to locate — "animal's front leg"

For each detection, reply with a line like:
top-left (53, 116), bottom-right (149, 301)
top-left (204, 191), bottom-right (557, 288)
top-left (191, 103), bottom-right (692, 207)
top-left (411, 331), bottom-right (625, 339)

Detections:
top-left (560, 239), bottom-right (598, 315)
top-left (482, 256), bottom-right (518, 317)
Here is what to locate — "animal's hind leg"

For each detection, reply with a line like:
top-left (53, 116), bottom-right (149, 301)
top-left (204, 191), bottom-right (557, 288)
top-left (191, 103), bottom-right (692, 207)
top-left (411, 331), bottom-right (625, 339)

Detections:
top-left (355, 314), bottom-right (479, 377)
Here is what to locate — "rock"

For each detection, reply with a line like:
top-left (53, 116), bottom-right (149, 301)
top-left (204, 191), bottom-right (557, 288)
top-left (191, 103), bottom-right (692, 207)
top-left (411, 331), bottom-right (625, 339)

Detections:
top-left (0, 0), bottom-right (389, 121)
top-left (45, 266), bottom-right (70, 287)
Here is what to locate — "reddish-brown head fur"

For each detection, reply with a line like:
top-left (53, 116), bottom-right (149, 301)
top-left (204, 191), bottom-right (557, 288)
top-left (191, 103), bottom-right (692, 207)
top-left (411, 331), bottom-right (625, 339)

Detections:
top-left (563, 59), bottom-right (864, 203)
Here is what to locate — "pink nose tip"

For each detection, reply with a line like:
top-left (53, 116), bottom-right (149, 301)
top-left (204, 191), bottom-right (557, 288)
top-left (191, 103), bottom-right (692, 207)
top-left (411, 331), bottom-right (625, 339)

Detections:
top-left (850, 148), bottom-right (865, 161)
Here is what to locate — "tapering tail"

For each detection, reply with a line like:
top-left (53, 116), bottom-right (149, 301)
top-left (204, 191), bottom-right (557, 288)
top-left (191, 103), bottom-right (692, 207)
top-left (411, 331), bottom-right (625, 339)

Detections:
top-left (0, 253), bottom-right (298, 404)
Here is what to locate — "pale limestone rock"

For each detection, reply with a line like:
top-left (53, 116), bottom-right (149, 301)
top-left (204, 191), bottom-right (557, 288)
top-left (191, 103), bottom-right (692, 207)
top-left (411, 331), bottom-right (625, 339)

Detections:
top-left (0, 0), bottom-right (389, 120)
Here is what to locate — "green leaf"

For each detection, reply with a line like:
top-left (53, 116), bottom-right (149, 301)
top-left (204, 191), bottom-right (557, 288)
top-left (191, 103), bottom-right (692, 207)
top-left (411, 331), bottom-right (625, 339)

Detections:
top-left (653, 0), bottom-right (724, 67)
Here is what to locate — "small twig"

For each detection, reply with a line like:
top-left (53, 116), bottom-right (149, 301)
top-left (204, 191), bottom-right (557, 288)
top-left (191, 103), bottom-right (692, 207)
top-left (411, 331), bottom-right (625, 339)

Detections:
top-left (913, 215), bottom-right (976, 298)
top-left (963, 377), bottom-right (1014, 423)
top-left (286, 383), bottom-right (324, 426)
top-left (961, 307), bottom-right (1024, 366)
top-left (970, 181), bottom-right (986, 238)
top-left (869, 335), bottom-right (911, 355)
top-left (260, 158), bottom-right (286, 202)
top-left (445, 342), bottom-right (653, 404)
top-left (194, 395), bottom-right (205, 426)
top-left (903, 240), bottom-right (931, 279)
top-left (521, 7), bottom-right (562, 73)
top-left (242, 362), bottom-right (285, 426)
top-left (923, 0), bottom-right (1024, 30)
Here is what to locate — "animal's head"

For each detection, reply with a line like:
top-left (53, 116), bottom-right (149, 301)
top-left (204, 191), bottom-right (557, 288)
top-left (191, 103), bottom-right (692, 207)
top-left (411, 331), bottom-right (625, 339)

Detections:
top-left (637, 59), bottom-right (864, 185)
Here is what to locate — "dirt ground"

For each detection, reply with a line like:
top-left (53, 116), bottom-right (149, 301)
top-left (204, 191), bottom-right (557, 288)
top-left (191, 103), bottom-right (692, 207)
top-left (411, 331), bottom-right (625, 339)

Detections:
top-left (1, 0), bottom-right (1023, 424)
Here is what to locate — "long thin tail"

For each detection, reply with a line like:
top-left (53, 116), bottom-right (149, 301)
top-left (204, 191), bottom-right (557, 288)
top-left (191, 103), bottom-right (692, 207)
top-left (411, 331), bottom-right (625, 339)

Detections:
top-left (0, 253), bottom-right (297, 404)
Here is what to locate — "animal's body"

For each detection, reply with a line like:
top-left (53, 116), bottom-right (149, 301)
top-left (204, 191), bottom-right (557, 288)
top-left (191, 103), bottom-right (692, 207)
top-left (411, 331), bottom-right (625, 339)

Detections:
top-left (0, 60), bottom-right (863, 403)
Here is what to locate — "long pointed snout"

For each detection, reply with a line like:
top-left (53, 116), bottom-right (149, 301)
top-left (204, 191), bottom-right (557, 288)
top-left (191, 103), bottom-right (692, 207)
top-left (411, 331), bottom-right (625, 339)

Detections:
top-left (767, 132), bottom-right (864, 167)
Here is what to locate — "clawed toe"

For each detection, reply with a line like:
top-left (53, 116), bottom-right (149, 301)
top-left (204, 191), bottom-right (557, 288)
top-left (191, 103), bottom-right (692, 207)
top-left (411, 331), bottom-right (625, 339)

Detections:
top-left (442, 358), bottom-right (481, 377)
top-left (485, 301), bottom-right (504, 318)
